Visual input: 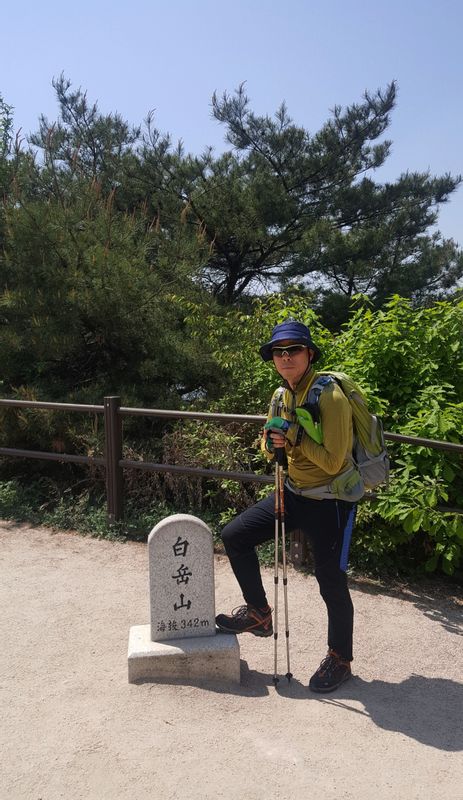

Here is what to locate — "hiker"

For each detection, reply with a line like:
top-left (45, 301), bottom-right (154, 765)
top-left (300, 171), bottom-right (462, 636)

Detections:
top-left (215, 320), bottom-right (357, 692)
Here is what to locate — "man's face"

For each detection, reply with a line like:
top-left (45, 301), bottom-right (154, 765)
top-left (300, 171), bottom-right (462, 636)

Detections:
top-left (271, 339), bottom-right (312, 385)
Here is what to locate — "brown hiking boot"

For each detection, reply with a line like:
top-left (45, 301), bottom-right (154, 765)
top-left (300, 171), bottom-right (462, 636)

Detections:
top-left (309, 649), bottom-right (352, 693)
top-left (215, 604), bottom-right (273, 637)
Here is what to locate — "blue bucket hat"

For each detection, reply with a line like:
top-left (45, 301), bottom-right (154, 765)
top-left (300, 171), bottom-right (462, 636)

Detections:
top-left (259, 320), bottom-right (321, 362)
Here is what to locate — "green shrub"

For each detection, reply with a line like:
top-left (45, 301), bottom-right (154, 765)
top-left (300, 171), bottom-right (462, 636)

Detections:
top-left (1, 292), bottom-right (462, 577)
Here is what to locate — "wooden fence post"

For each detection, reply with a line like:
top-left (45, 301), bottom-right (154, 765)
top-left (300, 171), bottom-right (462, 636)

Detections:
top-left (104, 396), bottom-right (123, 523)
top-left (290, 529), bottom-right (308, 569)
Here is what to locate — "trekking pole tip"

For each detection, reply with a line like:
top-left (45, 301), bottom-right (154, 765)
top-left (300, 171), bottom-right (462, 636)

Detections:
top-left (272, 675), bottom-right (279, 687)
top-left (286, 672), bottom-right (293, 683)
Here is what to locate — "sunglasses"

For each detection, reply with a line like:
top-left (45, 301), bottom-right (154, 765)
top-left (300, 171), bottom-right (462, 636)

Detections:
top-left (271, 344), bottom-right (307, 358)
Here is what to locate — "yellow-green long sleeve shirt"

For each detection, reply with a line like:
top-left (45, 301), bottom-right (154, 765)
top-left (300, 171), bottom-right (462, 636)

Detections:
top-left (262, 367), bottom-right (353, 490)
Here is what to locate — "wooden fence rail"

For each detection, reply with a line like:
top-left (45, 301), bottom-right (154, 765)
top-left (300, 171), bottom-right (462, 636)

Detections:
top-left (1, 395), bottom-right (462, 558)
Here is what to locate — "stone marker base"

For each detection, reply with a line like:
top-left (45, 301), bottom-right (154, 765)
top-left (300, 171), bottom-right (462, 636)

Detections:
top-left (128, 625), bottom-right (241, 685)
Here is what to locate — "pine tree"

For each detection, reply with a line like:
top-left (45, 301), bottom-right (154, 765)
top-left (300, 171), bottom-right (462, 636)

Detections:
top-left (167, 82), bottom-right (462, 307)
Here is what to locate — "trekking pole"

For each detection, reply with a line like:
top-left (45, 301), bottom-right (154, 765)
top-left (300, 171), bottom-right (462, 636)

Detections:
top-left (272, 450), bottom-right (282, 687)
top-left (277, 449), bottom-right (293, 683)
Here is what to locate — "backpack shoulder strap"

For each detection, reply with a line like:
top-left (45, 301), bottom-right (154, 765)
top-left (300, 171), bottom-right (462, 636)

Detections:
top-left (270, 386), bottom-right (286, 418)
top-left (304, 373), bottom-right (336, 423)
top-left (294, 373), bottom-right (336, 447)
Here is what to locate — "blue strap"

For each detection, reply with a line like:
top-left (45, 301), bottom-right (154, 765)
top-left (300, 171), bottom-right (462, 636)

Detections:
top-left (339, 504), bottom-right (356, 572)
top-left (304, 375), bottom-right (335, 423)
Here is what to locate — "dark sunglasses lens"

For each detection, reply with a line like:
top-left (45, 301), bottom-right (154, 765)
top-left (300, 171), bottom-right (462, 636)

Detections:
top-left (272, 345), bottom-right (305, 357)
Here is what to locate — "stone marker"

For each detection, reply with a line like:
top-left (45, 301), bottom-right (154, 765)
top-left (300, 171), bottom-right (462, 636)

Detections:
top-left (148, 513), bottom-right (215, 641)
top-left (128, 513), bottom-right (240, 685)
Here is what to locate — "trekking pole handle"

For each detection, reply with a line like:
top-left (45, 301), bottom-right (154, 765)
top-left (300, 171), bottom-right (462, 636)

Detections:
top-left (275, 447), bottom-right (286, 466)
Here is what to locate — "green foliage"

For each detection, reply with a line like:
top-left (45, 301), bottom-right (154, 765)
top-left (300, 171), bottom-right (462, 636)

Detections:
top-left (0, 93), bottom-right (14, 187)
top-left (0, 477), bottom-right (174, 541)
top-left (297, 176), bottom-right (463, 309)
top-left (1, 75), bottom-right (462, 577)
top-left (207, 82), bottom-right (462, 304)
top-left (327, 296), bottom-right (463, 415)
top-left (29, 74), bottom-right (142, 193)
top-left (0, 479), bottom-right (43, 523)
top-left (2, 77), bottom-right (463, 335)
top-left (372, 384), bottom-right (463, 575)
top-left (1, 286), bottom-right (462, 576)
top-left (185, 291), bottom-right (332, 412)
top-left (186, 293), bottom-right (463, 576)
top-left (0, 179), bottom-right (218, 412)
top-left (0, 77), bottom-right (220, 415)
top-left (160, 419), bottom-right (264, 514)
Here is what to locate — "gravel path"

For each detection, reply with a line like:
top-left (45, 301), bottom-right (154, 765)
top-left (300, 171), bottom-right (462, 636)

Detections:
top-left (1, 520), bottom-right (462, 800)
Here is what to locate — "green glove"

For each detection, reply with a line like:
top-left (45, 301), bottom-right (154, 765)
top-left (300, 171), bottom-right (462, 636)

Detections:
top-left (264, 416), bottom-right (290, 451)
top-left (264, 416), bottom-right (290, 434)
top-left (295, 407), bottom-right (323, 444)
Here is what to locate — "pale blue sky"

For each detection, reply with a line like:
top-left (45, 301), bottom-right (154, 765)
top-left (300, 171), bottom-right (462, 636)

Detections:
top-left (2, 0), bottom-right (462, 243)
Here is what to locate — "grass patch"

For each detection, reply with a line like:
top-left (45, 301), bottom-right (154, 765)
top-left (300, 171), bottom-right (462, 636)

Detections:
top-left (0, 478), bottom-right (226, 547)
top-left (0, 477), bottom-right (279, 564)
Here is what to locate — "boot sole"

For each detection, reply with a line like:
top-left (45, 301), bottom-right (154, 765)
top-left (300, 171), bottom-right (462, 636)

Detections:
top-left (216, 624), bottom-right (273, 638)
top-left (308, 670), bottom-right (352, 693)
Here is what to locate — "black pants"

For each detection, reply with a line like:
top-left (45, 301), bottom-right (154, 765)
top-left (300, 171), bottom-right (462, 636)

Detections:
top-left (221, 488), bottom-right (356, 661)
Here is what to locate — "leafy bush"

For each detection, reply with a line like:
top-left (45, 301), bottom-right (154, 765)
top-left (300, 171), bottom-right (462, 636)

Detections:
top-left (1, 292), bottom-right (462, 577)
top-left (185, 292), bottom-right (463, 576)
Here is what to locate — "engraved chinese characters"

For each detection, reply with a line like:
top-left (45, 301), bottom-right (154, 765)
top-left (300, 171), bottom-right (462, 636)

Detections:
top-left (129, 513), bottom-right (239, 684)
top-left (148, 514), bottom-right (216, 642)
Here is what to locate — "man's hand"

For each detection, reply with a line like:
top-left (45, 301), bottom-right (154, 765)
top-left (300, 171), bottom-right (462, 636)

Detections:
top-left (264, 417), bottom-right (290, 452)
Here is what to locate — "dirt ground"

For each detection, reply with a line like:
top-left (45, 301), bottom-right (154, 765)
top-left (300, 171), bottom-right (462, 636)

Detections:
top-left (1, 519), bottom-right (462, 800)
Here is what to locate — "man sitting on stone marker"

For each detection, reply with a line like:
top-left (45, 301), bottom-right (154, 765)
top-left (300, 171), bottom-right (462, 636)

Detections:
top-left (215, 320), bottom-right (357, 693)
